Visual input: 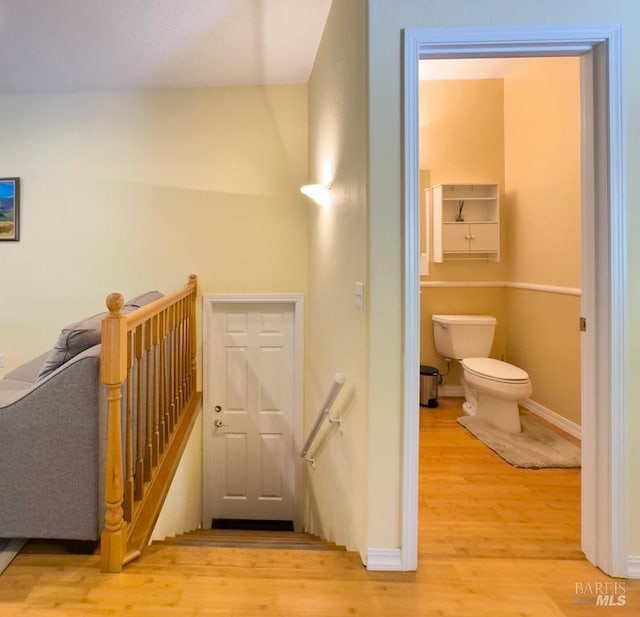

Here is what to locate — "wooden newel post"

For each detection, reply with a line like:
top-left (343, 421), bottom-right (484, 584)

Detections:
top-left (100, 293), bottom-right (128, 573)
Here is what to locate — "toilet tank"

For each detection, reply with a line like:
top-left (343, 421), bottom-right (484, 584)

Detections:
top-left (431, 314), bottom-right (496, 359)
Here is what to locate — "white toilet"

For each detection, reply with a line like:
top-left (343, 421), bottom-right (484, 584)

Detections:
top-left (431, 314), bottom-right (532, 433)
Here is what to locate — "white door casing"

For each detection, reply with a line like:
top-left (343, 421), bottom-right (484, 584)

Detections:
top-left (402, 25), bottom-right (626, 575)
top-left (202, 296), bottom-right (304, 526)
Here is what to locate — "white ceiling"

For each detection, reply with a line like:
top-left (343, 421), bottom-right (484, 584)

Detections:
top-left (0, 0), bottom-right (333, 94)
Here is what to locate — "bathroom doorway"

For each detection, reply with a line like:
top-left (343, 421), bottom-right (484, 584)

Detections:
top-left (402, 26), bottom-right (627, 576)
top-left (417, 54), bottom-right (584, 566)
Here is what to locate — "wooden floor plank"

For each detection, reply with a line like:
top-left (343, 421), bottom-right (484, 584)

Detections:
top-left (0, 398), bottom-right (637, 616)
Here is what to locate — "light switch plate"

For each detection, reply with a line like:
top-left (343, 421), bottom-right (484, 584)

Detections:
top-left (354, 282), bottom-right (365, 312)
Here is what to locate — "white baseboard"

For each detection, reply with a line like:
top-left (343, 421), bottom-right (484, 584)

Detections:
top-left (520, 398), bottom-right (582, 441)
top-left (439, 385), bottom-right (464, 398)
top-left (366, 548), bottom-right (403, 571)
top-left (628, 555), bottom-right (640, 578)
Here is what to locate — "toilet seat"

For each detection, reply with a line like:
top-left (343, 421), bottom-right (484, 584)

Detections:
top-left (462, 357), bottom-right (529, 384)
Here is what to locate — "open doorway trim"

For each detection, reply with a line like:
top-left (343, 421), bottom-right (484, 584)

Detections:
top-left (402, 25), bottom-right (627, 575)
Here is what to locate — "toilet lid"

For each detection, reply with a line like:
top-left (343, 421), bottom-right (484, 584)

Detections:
top-left (462, 357), bottom-right (530, 383)
top-left (432, 314), bottom-right (496, 326)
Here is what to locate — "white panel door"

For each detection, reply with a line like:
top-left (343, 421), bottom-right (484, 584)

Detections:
top-left (203, 303), bottom-right (296, 523)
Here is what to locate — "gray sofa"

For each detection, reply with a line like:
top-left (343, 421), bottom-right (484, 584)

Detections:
top-left (0, 345), bottom-right (105, 541)
top-left (0, 291), bottom-right (161, 542)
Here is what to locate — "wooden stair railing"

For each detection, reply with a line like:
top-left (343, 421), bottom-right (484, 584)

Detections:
top-left (100, 275), bottom-right (202, 573)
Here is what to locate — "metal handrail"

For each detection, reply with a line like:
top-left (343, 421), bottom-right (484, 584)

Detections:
top-left (301, 372), bottom-right (345, 467)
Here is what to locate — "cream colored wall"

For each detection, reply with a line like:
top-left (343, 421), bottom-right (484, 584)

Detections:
top-left (0, 85), bottom-right (308, 378)
top-left (305, 0), bottom-right (368, 558)
top-left (419, 79), bottom-right (506, 387)
top-left (151, 408), bottom-right (203, 541)
top-left (503, 58), bottom-right (581, 424)
top-left (368, 0), bottom-right (640, 556)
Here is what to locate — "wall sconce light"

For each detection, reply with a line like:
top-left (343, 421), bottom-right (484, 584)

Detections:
top-left (300, 183), bottom-right (332, 207)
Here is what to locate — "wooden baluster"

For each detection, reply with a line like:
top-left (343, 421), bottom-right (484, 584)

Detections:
top-left (159, 309), bottom-right (169, 446)
top-left (184, 294), bottom-right (191, 398)
top-left (183, 296), bottom-right (190, 400)
top-left (100, 293), bottom-right (127, 573)
top-left (167, 305), bottom-right (176, 435)
top-left (187, 298), bottom-right (191, 389)
top-left (177, 298), bottom-right (183, 411)
top-left (164, 307), bottom-right (171, 435)
top-left (166, 306), bottom-right (175, 435)
top-left (173, 301), bottom-right (180, 417)
top-left (144, 321), bottom-right (153, 481)
top-left (123, 332), bottom-right (135, 522)
top-left (152, 313), bottom-right (161, 461)
top-left (164, 307), bottom-right (171, 436)
top-left (134, 325), bottom-right (145, 499)
top-left (169, 303), bottom-right (177, 427)
top-left (189, 275), bottom-right (198, 394)
top-left (185, 297), bottom-right (191, 398)
top-left (175, 302), bottom-right (181, 422)
top-left (178, 297), bottom-right (186, 410)
top-left (173, 301), bottom-right (182, 422)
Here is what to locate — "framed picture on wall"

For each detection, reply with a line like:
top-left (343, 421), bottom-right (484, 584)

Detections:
top-left (0, 177), bottom-right (20, 241)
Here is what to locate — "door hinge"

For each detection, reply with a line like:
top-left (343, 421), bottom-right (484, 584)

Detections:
top-left (579, 317), bottom-right (587, 332)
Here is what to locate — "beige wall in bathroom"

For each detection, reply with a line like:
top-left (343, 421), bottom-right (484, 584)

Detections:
top-left (503, 57), bottom-right (581, 425)
top-left (506, 290), bottom-right (581, 424)
top-left (420, 79), bottom-right (507, 283)
top-left (503, 57), bottom-right (581, 288)
top-left (419, 62), bottom-right (581, 427)
top-left (419, 78), bottom-right (506, 386)
top-left (420, 286), bottom-right (507, 387)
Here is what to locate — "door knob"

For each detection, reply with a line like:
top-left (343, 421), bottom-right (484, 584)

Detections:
top-left (214, 405), bottom-right (222, 413)
top-left (214, 418), bottom-right (228, 428)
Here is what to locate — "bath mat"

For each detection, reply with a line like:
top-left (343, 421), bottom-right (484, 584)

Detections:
top-left (457, 415), bottom-right (581, 468)
top-left (0, 538), bottom-right (26, 576)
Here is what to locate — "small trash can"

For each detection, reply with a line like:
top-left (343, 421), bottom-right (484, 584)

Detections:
top-left (420, 365), bottom-right (439, 408)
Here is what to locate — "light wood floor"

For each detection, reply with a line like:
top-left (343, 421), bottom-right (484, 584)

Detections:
top-left (419, 399), bottom-right (583, 562)
top-left (0, 399), bottom-right (636, 616)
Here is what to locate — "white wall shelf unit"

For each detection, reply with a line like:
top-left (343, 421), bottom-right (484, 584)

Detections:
top-left (431, 183), bottom-right (500, 262)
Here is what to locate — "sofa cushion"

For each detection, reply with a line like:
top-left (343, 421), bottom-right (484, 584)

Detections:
top-left (36, 313), bottom-right (104, 381)
top-left (124, 290), bottom-right (163, 310)
top-left (36, 290), bottom-right (164, 382)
